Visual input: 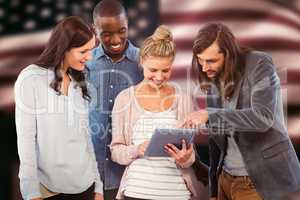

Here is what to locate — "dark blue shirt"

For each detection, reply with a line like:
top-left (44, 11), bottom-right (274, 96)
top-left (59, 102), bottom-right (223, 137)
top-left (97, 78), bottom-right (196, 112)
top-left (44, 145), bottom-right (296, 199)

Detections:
top-left (86, 41), bottom-right (143, 190)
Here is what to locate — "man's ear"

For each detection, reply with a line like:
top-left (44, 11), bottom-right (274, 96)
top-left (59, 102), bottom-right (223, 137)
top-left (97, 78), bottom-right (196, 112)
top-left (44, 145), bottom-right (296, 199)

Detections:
top-left (93, 24), bottom-right (101, 46)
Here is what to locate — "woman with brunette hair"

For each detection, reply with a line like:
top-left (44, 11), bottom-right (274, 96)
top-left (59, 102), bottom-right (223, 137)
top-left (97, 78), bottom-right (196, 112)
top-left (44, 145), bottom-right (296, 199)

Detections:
top-left (14, 16), bottom-right (103, 200)
top-left (110, 25), bottom-right (208, 200)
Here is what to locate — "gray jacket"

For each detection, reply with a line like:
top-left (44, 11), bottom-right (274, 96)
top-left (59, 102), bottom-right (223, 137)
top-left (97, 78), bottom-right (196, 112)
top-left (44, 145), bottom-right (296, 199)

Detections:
top-left (207, 51), bottom-right (300, 200)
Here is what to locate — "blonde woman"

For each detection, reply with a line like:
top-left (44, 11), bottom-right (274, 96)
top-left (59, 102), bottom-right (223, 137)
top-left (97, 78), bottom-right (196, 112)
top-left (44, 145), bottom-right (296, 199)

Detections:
top-left (110, 25), bottom-right (208, 200)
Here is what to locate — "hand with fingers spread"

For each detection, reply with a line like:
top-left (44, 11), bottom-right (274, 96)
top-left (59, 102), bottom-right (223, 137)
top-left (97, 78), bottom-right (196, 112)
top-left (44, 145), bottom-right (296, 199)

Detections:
top-left (177, 110), bottom-right (209, 129)
top-left (164, 139), bottom-right (194, 168)
top-left (137, 140), bottom-right (150, 157)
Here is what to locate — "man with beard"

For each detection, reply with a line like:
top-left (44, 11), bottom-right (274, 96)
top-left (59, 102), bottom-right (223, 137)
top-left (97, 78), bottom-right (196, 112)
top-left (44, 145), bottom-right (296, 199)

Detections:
top-left (180, 23), bottom-right (300, 200)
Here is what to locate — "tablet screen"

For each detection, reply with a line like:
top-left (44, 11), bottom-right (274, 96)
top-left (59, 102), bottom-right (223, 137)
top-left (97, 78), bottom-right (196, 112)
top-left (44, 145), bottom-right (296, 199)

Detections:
top-left (144, 128), bottom-right (196, 157)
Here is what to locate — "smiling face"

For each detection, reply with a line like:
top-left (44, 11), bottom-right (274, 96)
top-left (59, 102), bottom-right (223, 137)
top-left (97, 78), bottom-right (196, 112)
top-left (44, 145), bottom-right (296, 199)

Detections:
top-left (94, 14), bottom-right (128, 61)
top-left (141, 56), bottom-right (173, 89)
top-left (196, 41), bottom-right (225, 79)
top-left (63, 35), bottom-right (96, 71)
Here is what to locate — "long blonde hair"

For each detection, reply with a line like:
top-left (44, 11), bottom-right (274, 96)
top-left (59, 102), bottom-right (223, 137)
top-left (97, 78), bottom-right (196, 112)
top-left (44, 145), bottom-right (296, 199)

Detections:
top-left (139, 25), bottom-right (176, 61)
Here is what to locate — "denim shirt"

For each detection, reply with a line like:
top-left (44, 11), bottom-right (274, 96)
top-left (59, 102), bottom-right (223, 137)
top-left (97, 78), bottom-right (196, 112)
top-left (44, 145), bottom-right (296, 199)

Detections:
top-left (86, 41), bottom-right (143, 190)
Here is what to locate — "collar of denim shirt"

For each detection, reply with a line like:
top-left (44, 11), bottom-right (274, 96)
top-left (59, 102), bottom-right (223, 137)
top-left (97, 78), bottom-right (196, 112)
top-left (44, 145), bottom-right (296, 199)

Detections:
top-left (92, 39), bottom-right (138, 62)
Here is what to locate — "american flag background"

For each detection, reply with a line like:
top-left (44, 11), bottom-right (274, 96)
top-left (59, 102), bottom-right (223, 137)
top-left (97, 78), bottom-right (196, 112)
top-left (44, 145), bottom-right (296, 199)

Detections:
top-left (1, 0), bottom-right (300, 199)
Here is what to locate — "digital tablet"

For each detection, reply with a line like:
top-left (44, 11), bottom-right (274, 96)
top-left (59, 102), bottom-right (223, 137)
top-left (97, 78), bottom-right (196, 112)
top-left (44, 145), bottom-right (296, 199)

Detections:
top-left (144, 128), bottom-right (197, 157)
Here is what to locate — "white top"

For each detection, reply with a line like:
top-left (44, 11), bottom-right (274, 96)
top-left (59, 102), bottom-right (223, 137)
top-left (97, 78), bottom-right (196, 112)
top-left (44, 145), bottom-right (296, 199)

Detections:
top-left (123, 94), bottom-right (191, 200)
top-left (14, 64), bottom-right (103, 200)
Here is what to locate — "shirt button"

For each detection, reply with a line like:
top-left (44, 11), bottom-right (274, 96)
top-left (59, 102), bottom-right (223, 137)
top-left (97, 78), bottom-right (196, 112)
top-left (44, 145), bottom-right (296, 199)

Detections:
top-left (110, 85), bottom-right (113, 89)
top-left (109, 99), bottom-right (113, 103)
top-left (111, 69), bottom-right (115, 73)
top-left (105, 158), bottom-right (109, 161)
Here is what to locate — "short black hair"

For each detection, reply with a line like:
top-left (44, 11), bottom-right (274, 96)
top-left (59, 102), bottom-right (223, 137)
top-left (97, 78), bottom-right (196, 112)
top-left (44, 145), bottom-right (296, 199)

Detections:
top-left (93, 0), bottom-right (126, 22)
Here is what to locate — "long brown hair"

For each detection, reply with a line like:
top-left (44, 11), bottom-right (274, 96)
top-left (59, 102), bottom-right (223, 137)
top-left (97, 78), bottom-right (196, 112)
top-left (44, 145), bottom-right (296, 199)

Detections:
top-left (192, 23), bottom-right (250, 98)
top-left (35, 16), bottom-right (94, 100)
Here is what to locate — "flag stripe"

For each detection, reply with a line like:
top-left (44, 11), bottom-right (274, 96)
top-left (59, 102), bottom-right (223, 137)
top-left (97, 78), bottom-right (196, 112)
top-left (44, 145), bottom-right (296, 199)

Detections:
top-left (170, 67), bottom-right (300, 84)
top-left (173, 51), bottom-right (300, 69)
top-left (167, 21), bottom-right (300, 42)
top-left (161, 9), bottom-right (300, 30)
top-left (174, 38), bottom-right (300, 51)
top-left (160, 0), bottom-right (300, 22)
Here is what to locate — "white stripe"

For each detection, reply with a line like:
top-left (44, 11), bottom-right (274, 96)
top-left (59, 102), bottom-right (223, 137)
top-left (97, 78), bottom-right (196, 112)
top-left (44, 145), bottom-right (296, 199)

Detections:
top-left (286, 84), bottom-right (300, 105)
top-left (128, 171), bottom-right (184, 182)
top-left (0, 85), bottom-right (14, 108)
top-left (125, 186), bottom-right (190, 196)
top-left (160, 0), bottom-right (300, 24)
top-left (125, 190), bottom-right (189, 200)
top-left (126, 179), bottom-right (187, 190)
top-left (0, 29), bottom-right (51, 52)
top-left (288, 114), bottom-right (300, 137)
top-left (129, 163), bottom-right (179, 175)
top-left (168, 21), bottom-right (300, 41)
top-left (296, 1), bottom-right (300, 10)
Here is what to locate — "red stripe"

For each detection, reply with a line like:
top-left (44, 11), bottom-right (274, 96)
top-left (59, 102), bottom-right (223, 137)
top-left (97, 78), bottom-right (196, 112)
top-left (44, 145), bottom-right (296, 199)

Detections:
top-left (0, 45), bottom-right (44, 59)
top-left (287, 69), bottom-right (300, 84)
top-left (160, 9), bottom-right (300, 30)
top-left (175, 38), bottom-right (300, 51)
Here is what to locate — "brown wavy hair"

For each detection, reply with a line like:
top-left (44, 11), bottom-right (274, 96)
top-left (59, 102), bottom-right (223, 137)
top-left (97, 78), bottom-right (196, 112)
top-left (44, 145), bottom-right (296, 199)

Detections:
top-left (192, 23), bottom-right (250, 99)
top-left (35, 16), bottom-right (95, 101)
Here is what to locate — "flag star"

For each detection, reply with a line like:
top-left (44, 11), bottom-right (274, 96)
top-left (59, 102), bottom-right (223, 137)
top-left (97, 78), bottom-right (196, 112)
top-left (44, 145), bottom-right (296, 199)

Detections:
top-left (25, 4), bottom-right (36, 14)
top-left (24, 20), bottom-right (36, 30)
top-left (82, 1), bottom-right (93, 10)
top-left (137, 18), bottom-right (148, 29)
top-left (129, 29), bottom-right (138, 38)
top-left (57, 0), bottom-right (67, 10)
top-left (138, 1), bottom-right (149, 10)
top-left (40, 7), bottom-right (52, 18)
top-left (128, 8), bottom-right (137, 18)
top-left (56, 13), bottom-right (66, 22)
top-left (0, 8), bottom-right (4, 18)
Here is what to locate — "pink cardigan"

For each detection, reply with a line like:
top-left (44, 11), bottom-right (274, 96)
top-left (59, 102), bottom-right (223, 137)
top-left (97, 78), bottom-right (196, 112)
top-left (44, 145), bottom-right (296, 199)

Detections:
top-left (110, 86), bottom-right (208, 200)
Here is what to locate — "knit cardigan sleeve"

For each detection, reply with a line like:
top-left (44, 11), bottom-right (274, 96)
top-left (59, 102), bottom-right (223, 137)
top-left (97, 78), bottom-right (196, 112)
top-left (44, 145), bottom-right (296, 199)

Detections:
top-left (176, 90), bottom-right (197, 168)
top-left (110, 87), bottom-right (140, 165)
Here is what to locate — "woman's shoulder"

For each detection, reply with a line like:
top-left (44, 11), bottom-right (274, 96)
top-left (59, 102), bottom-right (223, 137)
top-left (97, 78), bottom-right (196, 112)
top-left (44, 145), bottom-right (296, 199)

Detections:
top-left (17, 64), bottom-right (49, 81)
top-left (114, 86), bottom-right (135, 107)
top-left (16, 64), bottom-right (49, 86)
